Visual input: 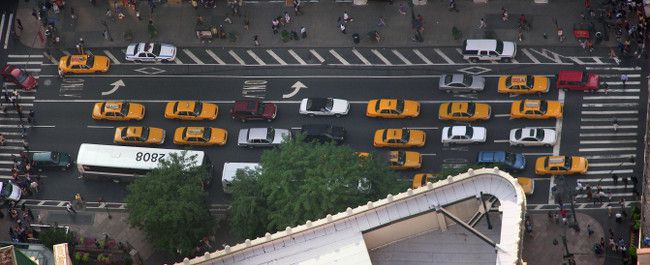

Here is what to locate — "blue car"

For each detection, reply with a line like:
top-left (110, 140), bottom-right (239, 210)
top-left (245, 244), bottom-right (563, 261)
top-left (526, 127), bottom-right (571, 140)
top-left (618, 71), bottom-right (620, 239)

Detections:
top-left (477, 151), bottom-right (526, 172)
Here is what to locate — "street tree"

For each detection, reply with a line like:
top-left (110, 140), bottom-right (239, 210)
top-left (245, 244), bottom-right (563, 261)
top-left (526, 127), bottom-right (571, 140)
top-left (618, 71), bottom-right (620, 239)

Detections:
top-left (125, 152), bottom-right (213, 257)
top-left (229, 135), bottom-right (406, 239)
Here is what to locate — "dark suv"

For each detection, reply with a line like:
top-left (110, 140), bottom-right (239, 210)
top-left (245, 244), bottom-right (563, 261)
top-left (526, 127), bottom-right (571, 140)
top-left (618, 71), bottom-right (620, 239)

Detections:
top-left (230, 99), bottom-right (277, 122)
top-left (300, 124), bottom-right (346, 144)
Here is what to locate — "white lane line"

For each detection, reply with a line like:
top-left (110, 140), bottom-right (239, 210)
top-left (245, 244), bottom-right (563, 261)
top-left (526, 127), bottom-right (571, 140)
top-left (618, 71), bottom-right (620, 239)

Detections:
top-left (0, 14), bottom-right (5, 50)
top-left (583, 96), bottom-right (639, 100)
top-left (494, 114), bottom-right (511, 117)
top-left (413, 49), bottom-right (433, 64)
top-left (183, 49), bottom-right (205, 65)
top-left (604, 81), bottom-right (641, 85)
top-left (23, 69), bottom-right (41, 72)
top-left (548, 89), bottom-right (564, 204)
top-left (579, 147), bottom-right (636, 152)
top-left (8, 54), bottom-right (44, 58)
top-left (581, 117), bottom-right (637, 122)
top-left (584, 154), bottom-right (636, 159)
top-left (580, 140), bottom-right (637, 144)
top-left (586, 169), bottom-right (634, 175)
top-left (405, 127), bottom-right (439, 130)
top-left (0, 146), bottom-right (25, 150)
top-left (589, 162), bottom-right (636, 167)
top-left (3, 13), bottom-right (11, 49)
top-left (329, 50), bottom-right (349, 65)
top-left (580, 132), bottom-right (637, 137)
top-left (582, 103), bottom-right (638, 108)
top-left (371, 49), bottom-right (392, 65)
top-left (87, 125), bottom-right (114, 129)
top-left (205, 50), bottom-right (225, 64)
top-left (309, 49), bottom-right (325, 63)
top-left (575, 193), bottom-right (633, 199)
top-left (7, 61), bottom-right (41, 65)
top-left (246, 50), bottom-right (266, 65)
top-left (174, 57), bottom-right (183, 64)
top-left (521, 48), bottom-right (541, 64)
top-left (600, 74), bottom-right (642, 78)
top-left (594, 89), bottom-right (640, 93)
top-left (288, 49), bottom-right (307, 65)
top-left (229, 50), bottom-right (246, 65)
top-left (523, 152), bottom-right (553, 156)
top-left (586, 66), bottom-right (641, 71)
top-left (435, 48), bottom-right (455, 64)
top-left (266, 49), bottom-right (287, 65)
top-left (352, 49), bottom-right (371, 65)
top-left (103, 50), bottom-right (121, 64)
top-left (580, 125), bottom-right (637, 129)
top-left (392, 50), bottom-right (412, 65)
top-left (582, 110), bottom-right (638, 115)
top-left (493, 139), bottom-right (509, 143)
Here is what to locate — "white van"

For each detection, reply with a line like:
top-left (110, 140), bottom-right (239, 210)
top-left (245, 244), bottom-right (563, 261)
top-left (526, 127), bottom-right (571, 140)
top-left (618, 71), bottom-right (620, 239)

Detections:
top-left (462, 39), bottom-right (517, 62)
top-left (221, 162), bottom-right (260, 193)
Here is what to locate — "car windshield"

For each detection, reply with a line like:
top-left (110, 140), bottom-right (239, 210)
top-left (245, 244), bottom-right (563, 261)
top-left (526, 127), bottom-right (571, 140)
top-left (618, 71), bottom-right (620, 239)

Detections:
top-left (201, 128), bottom-right (211, 141)
top-left (581, 72), bottom-right (589, 83)
top-left (15, 71), bottom-right (28, 83)
top-left (0, 182), bottom-right (11, 198)
top-left (462, 75), bottom-right (472, 86)
top-left (50, 152), bottom-right (59, 162)
top-left (535, 129), bottom-right (545, 140)
top-left (257, 103), bottom-right (266, 115)
top-left (495, 41), bottom-right (504, 54)
top-left (120, 102), bottom-right (130, 116)
top-left (514, 129), bottom-right (522, 139)
top-left (325, 98), bottom-right (333, 110)
top-left (465, 127), bottom-right (473, 137)
top-left (466, 103), bottom-right (475, 115)
top-left (504, 152), bottom-right (516, 165)
top-left (141, 128), bottom-right (150, 140)
top-left (395, 100), bottom-right (404, 113)
top-left (266, 128), bottom-right (274, 141)
top-left (539, 101), bottom-right (547, 113)
top-left (564, 157), bottom-right (572, 168)
top-left (505, 76), bottom-right (513, 87)
top-left (526, 76), bottom-right (534, 88)
top-left (86, 55), bottom-right (95, 67)
top-left (444, 75), bottom-right (453, 84)
top-left (396, 152), bottom-right (406, 164)
top-left (152, 44), bottom-right (161, 56)
top-left (401, 129), bottom-right (410, 142)
top-left (194, 102), bottom-right (203, 115)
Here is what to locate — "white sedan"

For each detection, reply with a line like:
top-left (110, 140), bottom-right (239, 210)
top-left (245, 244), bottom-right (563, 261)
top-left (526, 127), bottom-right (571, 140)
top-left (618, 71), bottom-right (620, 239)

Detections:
top-left (299, 98), bottom-right (350, 117)
top-left (125, 43), bottom-right (177, 62)
top-left (441, 126), bottom-right (486, 145)
top-left (509, 127), bottom-right (557, 147)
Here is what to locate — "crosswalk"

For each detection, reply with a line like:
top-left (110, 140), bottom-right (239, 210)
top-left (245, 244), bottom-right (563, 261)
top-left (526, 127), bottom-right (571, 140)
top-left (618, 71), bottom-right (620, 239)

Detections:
top-left (45, 47), bottom-right (612, 67)
top-left (0, 13), bottom-right (14, 49)
top-left (0, 53), bottom-right (43, 179)
top-left (573, 66), bottom-right (644, 203)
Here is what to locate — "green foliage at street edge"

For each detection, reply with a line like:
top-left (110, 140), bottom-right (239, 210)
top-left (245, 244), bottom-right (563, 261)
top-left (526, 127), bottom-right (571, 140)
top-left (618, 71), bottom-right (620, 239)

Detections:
top-left (126, 152), bottom-right (213, 257)
top-left (39, 226), bottom-right (75, 252)
top-left (229, 135), bottom-right (407, 239)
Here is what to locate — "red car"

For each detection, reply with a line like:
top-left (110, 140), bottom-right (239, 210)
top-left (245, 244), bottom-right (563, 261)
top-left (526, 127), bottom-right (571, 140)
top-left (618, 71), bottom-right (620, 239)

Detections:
top-left (557, 70), bottom-right (600, 91)
top-left (1, 64), bottom-right (38, 90)
top-left (230, 99), bottom-right (277, 122)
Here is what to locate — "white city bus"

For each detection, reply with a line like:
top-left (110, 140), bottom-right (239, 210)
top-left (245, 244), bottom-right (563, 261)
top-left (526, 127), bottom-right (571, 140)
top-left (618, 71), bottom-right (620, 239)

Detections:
top-left (76, 143), bottom-right (213, 183)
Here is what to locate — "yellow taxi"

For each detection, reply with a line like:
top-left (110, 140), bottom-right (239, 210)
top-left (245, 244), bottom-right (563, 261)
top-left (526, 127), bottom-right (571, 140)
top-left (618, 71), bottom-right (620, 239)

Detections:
top-left (438, 102), bottom-right (491, 121)
top-left (535, 156), bottom-right (588, 175)
top-left (373, 128), bottom-right (426, 148)
top-left (58, 55), bottom-right (110, 74)
top-left (517, 177), bottom-right (534, 195)
top-left (511, 99), bottom-right (563, 119)
top-left (497, 75), bottom-right (550, 94)
top-left (92, 101), bottom-right (145, 121)
top-left (411, 173), bottom-right (435, 189)
top-left (356, 152), bottom-right (370, 158)
top-left (164, 101), bottom-right (218, 121)
top-left (388, 151), bottom-right (422, 170)
top-left (366, 99), bottom-right (420, 118)
top-left (173, 127), bottom-right (228, 146)
top-left (114, 126), bottom-right (165, 145)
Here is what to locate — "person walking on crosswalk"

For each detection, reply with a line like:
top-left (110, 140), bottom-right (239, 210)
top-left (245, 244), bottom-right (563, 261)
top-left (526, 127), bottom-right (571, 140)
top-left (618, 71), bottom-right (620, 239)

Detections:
top-left (620, 74), bottom-right (628, 88)
top-left (612, 118), bottom-right (619, 132)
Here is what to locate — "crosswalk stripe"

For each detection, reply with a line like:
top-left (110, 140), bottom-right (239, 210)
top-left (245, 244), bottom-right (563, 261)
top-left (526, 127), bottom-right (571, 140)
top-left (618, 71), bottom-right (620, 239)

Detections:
top-left (205, 50), bottom-right (225, 64)
top-left (580, 117), bottom-right (637, 122)
top-left (392, 50), bottom-right (412, 65)
top-left (371, 49), bottom-right (392, 65)
top-left (583, 96), bottom-right (639, 100)
top-left (586, 169), bottom-right (634, 175)
top-left (413, 49), bottom-right (433, 64)
top-left (578, 178), bottom-right (631, 184)
top-left (103, 50), bottom-right (121, 64)
top-left (580, 125), bottom-right (637, 129)
top-left (309, 49), bottom-right (325, 63)
top-left (580, 132), bottom-right (636, 137)
top-left (581, 110), bottom-right (637, 115)
top-left (604, 81), bottom-right (641, 85)
top-left (0, 146), bottom-right (24, 150)
top-left (3, 13), bottom-right (12, 49)
top-left (174, 57), bottom-right (183, 64)
top-left (435, 48), bottom-right (455, 64)
top-left (580, 140), bottom-right (636, 144)
top-left (579, 147), bottom-right (636, 152)
top-left (588, 162), bottom-right (636, 167)
top-left (584, 154), bottom-right (635, 159)
top-left (521, 48), bottom-right (541, 64)
top-left (599, 74), bottom-right (642, 78)
top-left (7, 61), bottom-right (41, 65)
top-left (0, 14), bottom-right (5, 51)
top-left (575, 192), bottom-right (633, 199)
top-left (582, 103), bottom-right (638, 108)
top-left (594, 89), bottom-right (640, 93)
top-left (329, 50), bottom-right (349, 65)
top-left (246, 50), bottom-right (265, 65)
top-left (229, 50), bottom-right (246, 65)
top-left (288, 49), bottom-right (307, 65)
top-left (183, 49), bottom-right (204, 64)
top-left (352, 49), bottom-right (371, 65)
top-left (266, 49), bottom-right (287, 65)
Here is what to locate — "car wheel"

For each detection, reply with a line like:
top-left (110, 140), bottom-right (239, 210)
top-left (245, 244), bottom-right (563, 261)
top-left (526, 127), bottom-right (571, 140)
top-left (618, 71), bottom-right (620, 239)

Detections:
top-left (517, 144), bottom-right (524, 147)
top-left (309, 113), bottom-right (315, 117)
top-left (335, 114), bottom-right (341, 118)
top-left (470, 58), bottom-right (479, 63)
top-left (502, 58), bottom-right (512, 63)
top-left (266, 119), bottom-right (273, 122)
top-left (241, 119), bottom-right (247, 123)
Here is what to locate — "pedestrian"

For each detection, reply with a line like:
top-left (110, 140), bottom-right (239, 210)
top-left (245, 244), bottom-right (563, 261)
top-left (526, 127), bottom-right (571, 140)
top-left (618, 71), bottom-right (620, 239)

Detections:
top-left (300, 26), bottom-right (307, 38)
top-left (136, 9), bottom-right (141, 21)
top-left (518, 31), bottom-right (524, 42)
top-left (587, 224), bottom-right (594, 236)
top-left (65, 202), bottom-right (76, 214)
top-left (501, 7), bottom-right (509, 21)
top-left (587, 188), bottom-right (593, 201)
top-left (22, 139), bottom-right (28, 151)
top-left (15, 19), bottom-right (23, 32)
top-left (16, 104), bottom-right (22, 119)
top-left (612, 118), bottom-right (619, 132)
top-left (608, 205), bottom-right (613, 216)
top-left (29, 181), bottom-right (38, 193)
top-left (449, 0), bottom-right (459, 12)
top-left (399, 3), bottom-right (406, 15)
top-left (479, 18), bottom-right (487, 29)
top-left (253, 35), bottom-right (259, 46)
top-left (608, 192), bottom-right (613, 202)
top-left (27, 109), bottom-right (34, 124)
top-left (602, 82), bottom-right (609, 94)
top-left (58, 68), bottom-right (65, 79)
top-left (585, 39), bottom-right (594, 52)
top-left (377, 17), bottom-right (386, 27)
top-left (31, 9), bottom-right (38, 20)
top-left (622, 177), bottom-right (628, 189)
top-left (293, 0), bottom-right (302, 16)
top-left (105, 8), bottom-right (113, 20)
top-left (609, 237), bottom-right (617, 251)
top-left (272, 19), bottom-right (279, 34)
top-left (339, 23), bottom-right (347, 34)
top-left (244, 17), bottom-right (250, 30)
top-left (585, 0), bottom-right (591, 8)
top-left (74, 193), bottom-right (84, 209)
top-left (343, 11), bottom-right (352, 23)
top-left (612, 173), bottom-right (619, 185)
top-left (557, 28), bottom-right (565, 42)
top-left (620, 74), bottom-right (628, 88)
top-left (284, 11), bottom-right (291, 24)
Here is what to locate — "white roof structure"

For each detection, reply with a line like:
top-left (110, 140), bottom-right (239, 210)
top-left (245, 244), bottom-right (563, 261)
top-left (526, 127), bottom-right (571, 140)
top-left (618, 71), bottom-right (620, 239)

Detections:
top-left (76, 144), bottom-right (205, 170)
top-left (177, 168), bottom-right (526, 265)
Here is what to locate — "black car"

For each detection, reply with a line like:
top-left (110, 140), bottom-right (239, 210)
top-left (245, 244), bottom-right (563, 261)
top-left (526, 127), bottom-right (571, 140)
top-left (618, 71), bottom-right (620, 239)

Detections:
top-left (27, 151), bottom-right (73, 172)
top-left (300, 124), bottom-right (346, 144)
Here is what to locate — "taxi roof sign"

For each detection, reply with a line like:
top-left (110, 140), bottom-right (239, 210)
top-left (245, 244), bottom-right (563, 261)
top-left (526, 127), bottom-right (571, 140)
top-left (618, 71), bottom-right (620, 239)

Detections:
top-left (524, 100), bottom-right (540, 108)
top-left (511, 76), bottom-right (527, 83)
top-left (188, 128), bottom-right (205, 135)
top-left (548, 157), bottom-right (565, 164)
top-left (105, 103), bottom-right (121, 109)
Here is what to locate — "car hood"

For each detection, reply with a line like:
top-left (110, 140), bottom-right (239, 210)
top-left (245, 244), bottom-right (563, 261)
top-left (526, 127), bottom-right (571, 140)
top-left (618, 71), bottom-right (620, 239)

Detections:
top-left (403, 101), bottom-right (421, 116)
top-left (128, 104), bottom-right (145, 117)
top-left (543, 129), bottom-right (558, 144)
top-left (403, 152), bottom-right (422, 168)
top-left (237, 129), bottom-right (250, 144)
top-left (502, 41), bottom-right (516, 57)
top-left (471, 127), bottom-right (487, 141)
top-left (475, 103), bottom-right (491, 118)
top-left (331, 99), bottom-right (350, 114)
top-left (409, 130), bottom-right (426, 145)
top-left (159, 44), bottom-right (177, 58)
top-left (263, 103), bottom-right (278, 117)
top-left (588, 74), bottom-right (600, 88)
top-left (533, 76), bottom-right (550, 92)
top-left (148, 128), bottom-right (166, 144)
top-left (513, 154), bottom-right (526, 170)
top-left (273, 129), bottom-right (291, 144)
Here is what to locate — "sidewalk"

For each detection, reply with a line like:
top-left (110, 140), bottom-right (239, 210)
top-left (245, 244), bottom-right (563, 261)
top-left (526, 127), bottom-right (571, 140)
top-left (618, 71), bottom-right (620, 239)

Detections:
top-left (16, 0), bottom-right (617, 49)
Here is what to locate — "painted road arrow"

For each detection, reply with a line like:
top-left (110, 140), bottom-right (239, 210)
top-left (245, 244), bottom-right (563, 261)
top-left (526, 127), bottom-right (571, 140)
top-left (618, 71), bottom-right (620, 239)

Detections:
top-left (101, 80), bottom-right (125, 96)
top-left (283, 81), bottom-right (307, 99)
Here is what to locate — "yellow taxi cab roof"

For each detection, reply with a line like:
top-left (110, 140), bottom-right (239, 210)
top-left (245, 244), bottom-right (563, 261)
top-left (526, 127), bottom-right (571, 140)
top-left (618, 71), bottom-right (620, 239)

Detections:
top-left (385, 129), bottom-right (403, 139)
top-left (186, 127), bottom-right (205, 136)
top-left (105, 102), bottom-right (122, 110)
top-left (451, 102), bottom-right (468, 111)
top-left (177, 101), bottom-right (197, 111)
top-left (379, 99), bottom-right (397, 109)
top-left (125, 127), bottom-right (143, 137)
top-left (70, 55), bottom-right (87, 64)
top-left (523, 100), bottom-right (541, 109)
top-left (510, 75), bottom-right (528, 84)
top-left (547, 156), bottom-right (566, 166)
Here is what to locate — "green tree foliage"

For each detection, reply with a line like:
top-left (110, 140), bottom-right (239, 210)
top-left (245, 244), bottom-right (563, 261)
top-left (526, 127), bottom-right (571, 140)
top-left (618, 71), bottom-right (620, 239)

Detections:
top-left (126, 152), bottom-right (213, 257)
top-left (229, 135), bottom-right (406, 239)
top-left (39, 226), bottom-right (75, 251)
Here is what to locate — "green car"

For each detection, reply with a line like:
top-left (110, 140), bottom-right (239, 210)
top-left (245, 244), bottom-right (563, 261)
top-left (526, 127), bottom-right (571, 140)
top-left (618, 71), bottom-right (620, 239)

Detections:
top-left (28, 151), bottom-right (73, 172)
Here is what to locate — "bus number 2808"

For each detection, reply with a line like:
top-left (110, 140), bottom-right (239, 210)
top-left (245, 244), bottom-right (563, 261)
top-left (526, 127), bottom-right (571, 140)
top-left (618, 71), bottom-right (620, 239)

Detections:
top-left (135, 152), bottom-right (165, 163)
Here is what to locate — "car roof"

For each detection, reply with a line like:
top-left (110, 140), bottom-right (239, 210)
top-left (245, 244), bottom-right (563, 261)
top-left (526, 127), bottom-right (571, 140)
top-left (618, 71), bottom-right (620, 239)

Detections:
top-left (451, 126), bottom-right (468, 135)
top-left (307, 98), bottom-right (328, 110)
top-left (125, 127), bottom-right (144, 137)
top-left (233, 100), bottom-right (258, 112)
top-left (378, 99), bottom-right (398, 110)
top-left (185, 127), bottom-right (206, 136)
top-left (103, 102), bottom-right (124, 111)
top-left (522, 100), bottom-right (541, 109)
top-left (558, 70), bottom-right (584, 81)
top-left (248, 128), bottom-right (269, 140)
top-left (69, 55), bottom-right (89, 66)
top-left (176, 101), bottom-right (197, 112)
top-left (450, 102), bottom-right (469, 112)
top-left (547, 156), bottom-right (567, 166)
top-left (385, 129), bottom-right (404, 140)
top-left (32, 152), bottom-right (54, 161)
top-left (464, 39), bottom-right (498, 50)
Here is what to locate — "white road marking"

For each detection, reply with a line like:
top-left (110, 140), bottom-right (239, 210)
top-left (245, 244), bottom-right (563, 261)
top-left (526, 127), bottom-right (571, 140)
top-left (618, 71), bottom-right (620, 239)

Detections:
top-left (173, 57), bottom-right (183, 64)
top-left (309, 49), bottom-right (325, 63)
top-left (581, 110), bottom-right (638, 115)
top-left (103, 50), bottom-right (121, 64)
top-left (0, 14), bottom-right (6, 50)
top-left (586, 169), bottom-right (634, 175)
top-left (7, 55), bottom-right (43, 58)
top-left (548, 89), bottom-right (564, 204)
top-left (583, 96), bottom-right (639, 100)
top-left (604, 81), bottom-right (641, 85)
top-left (582, 103), bottom-right (638, 108)
top-left (205, 50), bottom-right (225, 64)
top-left (392, 50), bottom-right (412, 65)
top-left (586, 66), bottom-right (641, 70)
top-left (580, 117), bottom-right (637, 122)
top-left (493, 140), bottom-right (509, 143)
top-left (371, 49), bottom-right (392, 65)
top-left (246, 50), bottom-right (266, 65)
top-left (435, 48), bottom-right (455, 64)
top-left (584, 154), bottom-right (635, 159)
top-left (0, 146), bottom-right (25, 150)
top-left (228, 50), bottom-right (246, 65)
top-left (494, 114), bottom-right (511, 117)
top-left (183, 49), bottom-right (205, 64)
top-left (7, 61), bottom-right (41, 65)
top-left (599, 74), bottom-right (642, 78)
top-left (580, 125), bottom-right (637, 129)
top-left (87, 125), bottom-right (114, 129)
top-left (404, 127), bottom-right (439, 130)
top-left (579, 147), bottom-right (636, 152)
top-left (413, 49), bottom-right (433, 64)
top-left (523, 152), bottom-right (553, 156)
top-left (579, 139), bottom-right (637, 144)
top-left (580, 132), bottom-right (636, 137)
top-left (594, 89), bottom-right (640, 93)
top-left (329, 50), bottom-right (349, 65)
top-left (575, 193), bottom-right (633, 199)
top-left (352, 49), bottom-right (371, 65)
top-left (3, 13), bottom-right (12, 49)
top-left (588, 162), bottom-right (635, 167)
top-left (521, 48), bottom-right (541, 64)
top-left (266, 49), bottom-right (287, 65)
top-left (288, 49), bottom-right (307, 65)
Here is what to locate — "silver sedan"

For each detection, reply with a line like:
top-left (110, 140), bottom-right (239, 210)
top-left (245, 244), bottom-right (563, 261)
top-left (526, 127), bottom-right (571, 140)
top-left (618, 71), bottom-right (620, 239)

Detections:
top-left (438, 74), bottom-right (485, 93)
top-left (237, 127), bottom-right (291, 148)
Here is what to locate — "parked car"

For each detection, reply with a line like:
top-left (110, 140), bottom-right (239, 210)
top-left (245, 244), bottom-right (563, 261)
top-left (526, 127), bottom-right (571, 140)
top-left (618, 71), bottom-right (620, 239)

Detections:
top-left (556, 70), bottom-right (600, 91)
top-left (125, 43), bottom-right (177, 62)
top-left (0, 180), bottom-right (21, 201)
top-left (300, 124), bottom-right (345, 144)
top-left (299, 98), bottom-right (350, 117)
top-left (27, 151), bottom-right (73, 172)
top-left (438, 74), bottom-right (485, 93)
top-left (441, 126), bottom-right (486, 145)
top-left (237, 127), bottom-right (290, 147)
top-left (1, 64), bottom-right (37, 90)
top-left (477, 151), bottom-right (526, 172)
top-left (509, 127), bottom-right (557, 147)
top-left (230, 99), bottom-right (277, 122)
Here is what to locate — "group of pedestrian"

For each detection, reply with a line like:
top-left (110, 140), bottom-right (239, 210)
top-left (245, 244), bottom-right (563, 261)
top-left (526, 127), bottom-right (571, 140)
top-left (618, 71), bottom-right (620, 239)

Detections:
top-left (2, 201), bottom-right (38, 243)
top-left (602, 0), bottom-right (648, 61)
top-left (337, 11), bottom-right (353, 34)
